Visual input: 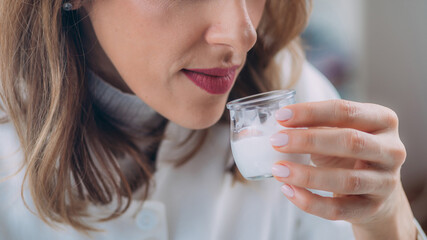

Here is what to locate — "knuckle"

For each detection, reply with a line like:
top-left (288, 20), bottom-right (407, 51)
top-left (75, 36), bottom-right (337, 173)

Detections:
top-left (382, 172), bottom-right (399, 192)
top-left (330, 203), bottom-right (347, 221)
top-left (305, 102), bottom-right (316, 120)
top-left (299, 196), bottom-right (313, 214)
top-left (390, 142), bottom-right (407, 165)
top-left (300, 167), bottom-right (315, 188)
top-left (345, 130), bottom-right (366, 155)
top-left (383, 108), bottom-right (399, 128)
top-left (330, 198), bottom-right (367, 221)
top-left (344, 173), bottom-right (362, 193)
top-left (294, 131), bottom-right (316, 151)
top-left (336, 100), bottom-right (359, 123)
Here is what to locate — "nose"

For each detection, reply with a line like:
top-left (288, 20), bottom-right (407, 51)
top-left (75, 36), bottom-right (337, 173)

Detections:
top-left (205, 0), bottom-right (258, 53)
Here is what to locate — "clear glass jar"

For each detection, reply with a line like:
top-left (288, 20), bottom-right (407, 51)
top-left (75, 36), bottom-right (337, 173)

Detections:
top-left (227, 90), bottom-right (305, 180)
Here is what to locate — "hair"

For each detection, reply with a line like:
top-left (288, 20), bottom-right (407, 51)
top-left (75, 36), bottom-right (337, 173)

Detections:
top-left (0, 0), bottom-right (311, 233)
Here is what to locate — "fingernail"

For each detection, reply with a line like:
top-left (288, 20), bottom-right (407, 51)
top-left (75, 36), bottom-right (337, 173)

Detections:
top-left (281, 184), bottom-right (295, 197)
top-left (272, 165), bottom-right (290, 178)
top-left (275, 108), bottom-right (293, 121)
top-left (270, 133), bottom-right (289, 147)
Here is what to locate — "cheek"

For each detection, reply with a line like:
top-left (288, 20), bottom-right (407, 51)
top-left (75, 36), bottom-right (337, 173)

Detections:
top-left (248, 0), bottom-right (267, 28)
top-left (87, 0), bottom-right (234, 129)
top-left (89, 0), bottom-right (207, 91)
top-left (88, 1), bottom-right (180, 83)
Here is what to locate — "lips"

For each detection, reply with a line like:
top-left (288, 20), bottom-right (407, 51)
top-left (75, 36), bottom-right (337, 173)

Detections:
top-left (182, 66), bottom-right (239, 94)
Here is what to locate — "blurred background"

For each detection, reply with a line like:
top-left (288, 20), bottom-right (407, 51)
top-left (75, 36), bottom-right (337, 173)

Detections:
top-left (302, 0), bottom-right (427, 231)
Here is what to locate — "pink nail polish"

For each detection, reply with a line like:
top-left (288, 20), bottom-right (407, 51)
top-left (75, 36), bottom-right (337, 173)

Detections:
top-left (281, 184), bottom-right (294, 197)
top-left (272, 165), bottom-right (290, 178)
top-left (270, 133), bottom-right (289, 147)
top-left (275, 108), bottom-right (293, 121)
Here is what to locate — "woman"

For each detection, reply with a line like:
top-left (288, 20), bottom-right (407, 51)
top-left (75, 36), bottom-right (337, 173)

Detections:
top-left (0, 0), bottom-right (425, 239)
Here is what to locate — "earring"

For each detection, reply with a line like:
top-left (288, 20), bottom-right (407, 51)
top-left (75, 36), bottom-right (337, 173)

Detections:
top-left (62, 2), bottom-right (73, 11)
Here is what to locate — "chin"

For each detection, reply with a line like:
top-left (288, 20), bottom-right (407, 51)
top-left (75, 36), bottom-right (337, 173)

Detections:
top-left (173, 108), bottom-right (224, 130)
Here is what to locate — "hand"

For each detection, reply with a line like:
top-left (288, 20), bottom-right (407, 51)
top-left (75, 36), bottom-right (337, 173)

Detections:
top-left (270, 100), bottom-right (416, 239)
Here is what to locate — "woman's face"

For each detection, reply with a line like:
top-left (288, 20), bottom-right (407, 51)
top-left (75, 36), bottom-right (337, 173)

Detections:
top-left (82, 0), bottom-right (267, 129)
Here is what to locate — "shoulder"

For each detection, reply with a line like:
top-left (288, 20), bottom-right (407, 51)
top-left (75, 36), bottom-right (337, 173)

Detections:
top-left (275, 49), bottom-right (341, 103)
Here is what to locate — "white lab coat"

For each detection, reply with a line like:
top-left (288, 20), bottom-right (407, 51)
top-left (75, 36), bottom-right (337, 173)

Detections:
top-left (0, 55), bottom-right (356, 240)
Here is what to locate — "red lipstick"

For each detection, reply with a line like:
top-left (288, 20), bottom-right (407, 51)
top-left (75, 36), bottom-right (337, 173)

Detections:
top-left (182, 66), bottom-right (239, 94)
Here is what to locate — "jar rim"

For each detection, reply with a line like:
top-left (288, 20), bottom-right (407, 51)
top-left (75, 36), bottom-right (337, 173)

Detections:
top-left (226, 89), bottom-right (296, 110)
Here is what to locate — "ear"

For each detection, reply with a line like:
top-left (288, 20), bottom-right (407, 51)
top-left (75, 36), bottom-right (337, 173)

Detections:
top-left (63, 0), bottom-right (86, 11)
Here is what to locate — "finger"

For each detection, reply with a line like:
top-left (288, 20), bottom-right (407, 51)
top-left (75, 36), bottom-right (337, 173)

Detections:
top-left (275, 100), bottom-right (399, 133)
top-left (279, 184), bottom-right (381, 222)
top-left (272, 161), bottom-right (395, 195)
top-left (310, 154), bottom-right (357, 169)
top-left (270, 128), bottom-right (399, 168)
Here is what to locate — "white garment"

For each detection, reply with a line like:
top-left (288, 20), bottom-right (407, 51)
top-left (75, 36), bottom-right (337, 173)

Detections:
top-left (0, 56), bottom-right (356, 239)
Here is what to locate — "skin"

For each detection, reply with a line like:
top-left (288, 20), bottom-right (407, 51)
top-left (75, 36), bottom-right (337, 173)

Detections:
top-left (72, 0), bottom-right (417, 239)
top-left (271, 100), bottom-right (416, 239)
top-left (78, 0), bottom-right (265, 129)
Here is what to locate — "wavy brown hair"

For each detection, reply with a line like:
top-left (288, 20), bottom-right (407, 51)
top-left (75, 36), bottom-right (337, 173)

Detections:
top-left (0, 0), bottom-right (311, 232)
